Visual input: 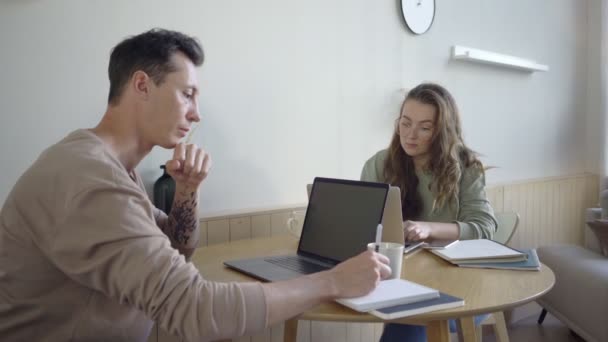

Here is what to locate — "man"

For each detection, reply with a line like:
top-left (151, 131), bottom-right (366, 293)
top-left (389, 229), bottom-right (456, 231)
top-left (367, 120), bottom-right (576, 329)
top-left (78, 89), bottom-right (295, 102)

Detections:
top-left (0, 29), bottom-right (390, 341)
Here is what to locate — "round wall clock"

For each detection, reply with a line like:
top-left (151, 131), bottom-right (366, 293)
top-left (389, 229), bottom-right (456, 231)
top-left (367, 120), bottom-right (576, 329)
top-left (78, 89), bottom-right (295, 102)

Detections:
top-left (401, 0), bottom-right (435, 35)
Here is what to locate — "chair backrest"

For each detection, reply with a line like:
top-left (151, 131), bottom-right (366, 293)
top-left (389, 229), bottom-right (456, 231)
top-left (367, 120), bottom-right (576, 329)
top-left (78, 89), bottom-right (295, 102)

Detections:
top-left (493, 211), bottom-right (520, 245)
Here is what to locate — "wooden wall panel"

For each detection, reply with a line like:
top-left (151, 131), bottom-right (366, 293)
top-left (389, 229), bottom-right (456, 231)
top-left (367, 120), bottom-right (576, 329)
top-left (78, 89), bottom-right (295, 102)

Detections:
top-left (207, 219), bottom-right (230, 245)
top-left (502, 174), bottom-right (598, 250)
top-left (486, 186), bottom-right (504, 212)
top-left (270, 212), bottom-right (291, 236)
top-left (296, 321), bottom-right (311, 342)
top-left (230, 217), bottom-right (252, 242)
top-left (251, 215), bottom-right (272, 238)
top-left (310, 322), bottom-right (347, 342)
top-left (198, 221), bottom-right (208, 248)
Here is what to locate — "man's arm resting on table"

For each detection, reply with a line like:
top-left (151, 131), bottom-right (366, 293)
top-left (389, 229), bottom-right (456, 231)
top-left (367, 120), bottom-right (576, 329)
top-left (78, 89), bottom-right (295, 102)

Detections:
top-left (262, 250), bottom-right (392, 326)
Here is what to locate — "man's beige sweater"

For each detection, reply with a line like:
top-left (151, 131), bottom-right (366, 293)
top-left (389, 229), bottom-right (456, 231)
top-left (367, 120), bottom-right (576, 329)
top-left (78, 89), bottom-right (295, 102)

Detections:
top-left (0, 130), bottom-right (266, 341)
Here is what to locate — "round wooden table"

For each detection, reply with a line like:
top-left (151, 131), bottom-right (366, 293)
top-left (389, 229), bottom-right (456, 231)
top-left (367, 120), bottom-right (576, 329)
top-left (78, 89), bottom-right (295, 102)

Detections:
top-left (191, 235), bottom-right (555, 342)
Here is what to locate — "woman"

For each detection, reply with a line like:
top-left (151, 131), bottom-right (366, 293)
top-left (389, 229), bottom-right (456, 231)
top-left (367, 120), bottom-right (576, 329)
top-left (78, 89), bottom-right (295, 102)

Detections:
top-left (361, 83), bottom-right (497, 341)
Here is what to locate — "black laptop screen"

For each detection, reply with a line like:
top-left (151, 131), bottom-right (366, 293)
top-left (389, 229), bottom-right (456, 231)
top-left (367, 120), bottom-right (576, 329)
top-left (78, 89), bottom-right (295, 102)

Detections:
top-left (297, 178), bottom-right (388, 263)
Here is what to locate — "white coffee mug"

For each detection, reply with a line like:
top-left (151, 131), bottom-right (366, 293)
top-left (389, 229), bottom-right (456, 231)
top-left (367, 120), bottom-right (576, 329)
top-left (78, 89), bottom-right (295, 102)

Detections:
top-left (286, 210), bottom-right (306, 237)
top-left (367, 242), bottom-right (404, 279)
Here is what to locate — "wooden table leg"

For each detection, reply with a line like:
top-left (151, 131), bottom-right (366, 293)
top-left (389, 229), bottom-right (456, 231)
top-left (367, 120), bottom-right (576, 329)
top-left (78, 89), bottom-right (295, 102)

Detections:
top-left (427, 320), bottom-right (450, 342)
top-left (283, 318), bottom-right (298, 342)
top-left (492, 311), bottom-right (510, 342)
top-left (457, 316), bottom-right (477, 342)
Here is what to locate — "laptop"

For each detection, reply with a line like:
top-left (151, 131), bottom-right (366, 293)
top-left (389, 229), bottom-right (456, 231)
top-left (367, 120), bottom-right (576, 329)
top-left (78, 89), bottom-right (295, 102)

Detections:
top-left (224, 177), bottom-right (389, 282)
top-left (306, 184), bottom-right (404, 245)
top-left (379, 186), bottom-right (405, 245)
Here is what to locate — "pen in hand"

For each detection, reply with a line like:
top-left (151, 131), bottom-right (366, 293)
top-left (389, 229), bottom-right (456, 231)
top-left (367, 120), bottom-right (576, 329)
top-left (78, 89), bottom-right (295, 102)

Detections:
top-left (374, 223), bottom-right (383, 252)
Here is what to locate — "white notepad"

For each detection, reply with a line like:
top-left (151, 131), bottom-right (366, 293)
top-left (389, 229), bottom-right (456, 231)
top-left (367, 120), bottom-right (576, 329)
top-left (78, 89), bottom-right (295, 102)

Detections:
top-left (335, 279), bottom-right (439, 312)
top-left (430, 239), bottom-right (525, 263)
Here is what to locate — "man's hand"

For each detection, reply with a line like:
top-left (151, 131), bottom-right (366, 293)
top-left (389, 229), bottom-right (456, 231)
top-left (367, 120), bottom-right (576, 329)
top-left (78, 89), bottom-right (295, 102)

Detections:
top-left (262, 250), bottom-right (391, 326)
top-left (326, 250), bottom-right (391, 299)
top-left (403, 220), bottom-right (432, 241)
top-left (165, 143), bottom-right (212, 190)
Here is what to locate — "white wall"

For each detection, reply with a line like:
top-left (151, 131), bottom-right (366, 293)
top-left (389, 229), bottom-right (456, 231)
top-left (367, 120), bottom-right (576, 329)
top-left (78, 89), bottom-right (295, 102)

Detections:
top-left (586, 0), bottom-right (604, 192)
top-left (0, 0), bottom-right (596, 215)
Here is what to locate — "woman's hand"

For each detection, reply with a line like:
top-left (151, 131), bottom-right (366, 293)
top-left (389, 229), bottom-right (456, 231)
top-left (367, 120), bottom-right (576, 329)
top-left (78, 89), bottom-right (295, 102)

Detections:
top-left (403, 221), bottom-right (461, 241)
top-left (403, 220), bottom-right (432, 241)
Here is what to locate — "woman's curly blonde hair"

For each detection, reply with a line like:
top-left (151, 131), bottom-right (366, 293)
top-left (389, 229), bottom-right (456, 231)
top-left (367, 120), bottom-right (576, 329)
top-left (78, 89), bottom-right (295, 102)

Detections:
top-left (383, 83), bottom-right (483, 220)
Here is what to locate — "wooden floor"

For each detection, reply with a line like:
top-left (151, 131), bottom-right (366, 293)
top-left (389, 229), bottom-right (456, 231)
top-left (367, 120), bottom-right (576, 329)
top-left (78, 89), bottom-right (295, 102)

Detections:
top-left (474, 303), bottom-right (585, 342)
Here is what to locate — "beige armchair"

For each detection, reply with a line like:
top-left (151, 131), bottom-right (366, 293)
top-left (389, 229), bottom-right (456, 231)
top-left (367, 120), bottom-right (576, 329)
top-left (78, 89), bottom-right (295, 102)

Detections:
top-left (536, 209), bottom-right (608, 342)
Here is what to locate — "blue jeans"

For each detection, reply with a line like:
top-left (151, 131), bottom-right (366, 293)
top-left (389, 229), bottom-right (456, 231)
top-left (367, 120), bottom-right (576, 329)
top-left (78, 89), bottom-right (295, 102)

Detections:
top-left (379, 315), bottom-right (490, 342)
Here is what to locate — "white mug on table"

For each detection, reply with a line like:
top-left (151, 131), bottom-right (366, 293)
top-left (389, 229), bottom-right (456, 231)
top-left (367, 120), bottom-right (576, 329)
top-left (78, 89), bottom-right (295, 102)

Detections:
top-left (286, 210), bottom-right (306, 237)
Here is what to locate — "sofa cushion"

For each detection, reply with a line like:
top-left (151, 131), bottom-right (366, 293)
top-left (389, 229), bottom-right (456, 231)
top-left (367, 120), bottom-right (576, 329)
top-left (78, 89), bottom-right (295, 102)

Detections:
top-left (537, 245), bottom-right (608, 342)
top-left (587, 220), bottom-right (608, 257)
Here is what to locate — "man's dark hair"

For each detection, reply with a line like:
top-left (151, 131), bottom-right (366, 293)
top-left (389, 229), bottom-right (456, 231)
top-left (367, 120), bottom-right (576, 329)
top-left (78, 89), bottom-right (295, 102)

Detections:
top-left (107, 28), bottom-right (204, 105)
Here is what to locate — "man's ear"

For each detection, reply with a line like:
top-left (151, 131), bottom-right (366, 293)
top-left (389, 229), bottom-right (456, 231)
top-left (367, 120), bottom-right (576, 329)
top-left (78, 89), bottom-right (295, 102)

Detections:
top-left (132, 71), bottom-right (151, 99)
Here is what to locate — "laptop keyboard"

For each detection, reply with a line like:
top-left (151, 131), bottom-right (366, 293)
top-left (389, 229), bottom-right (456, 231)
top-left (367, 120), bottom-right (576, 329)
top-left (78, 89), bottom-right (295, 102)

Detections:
top-left (264, 255), bottom-right (328, 274)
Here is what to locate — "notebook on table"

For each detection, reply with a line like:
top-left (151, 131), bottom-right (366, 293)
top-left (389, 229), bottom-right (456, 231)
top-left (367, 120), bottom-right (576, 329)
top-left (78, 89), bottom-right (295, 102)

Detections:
top-left (224, 177), bottom-right (389, 282)
top-left (335, 278), bottom-right (439, 312)
top-left (457, 249), bottom-right (541, 271)
top-left (430, 239), bottom-right (526, 264)
top-left (370, 292), bottom-right (464, 320)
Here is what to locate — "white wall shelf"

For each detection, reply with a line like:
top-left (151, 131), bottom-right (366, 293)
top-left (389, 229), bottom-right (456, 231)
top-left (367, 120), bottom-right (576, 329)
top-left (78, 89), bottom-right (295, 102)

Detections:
top-left (451, 45), bottom-right (549, 72)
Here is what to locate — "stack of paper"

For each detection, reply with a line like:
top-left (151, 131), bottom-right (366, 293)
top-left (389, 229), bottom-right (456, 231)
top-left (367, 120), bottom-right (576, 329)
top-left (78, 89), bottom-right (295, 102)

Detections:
top-left (335, 279), bottom-right (439, 312)
top-left (430, 239), bottom-right (540, 271)
top-left (370, 292), bottom-right (464, 320)
top-left (335, 279), bottom-right (465, 320)
top-left (457, 249), bottom-right (541, 271)
top-left (430, 239), bottom-right (525, 262)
